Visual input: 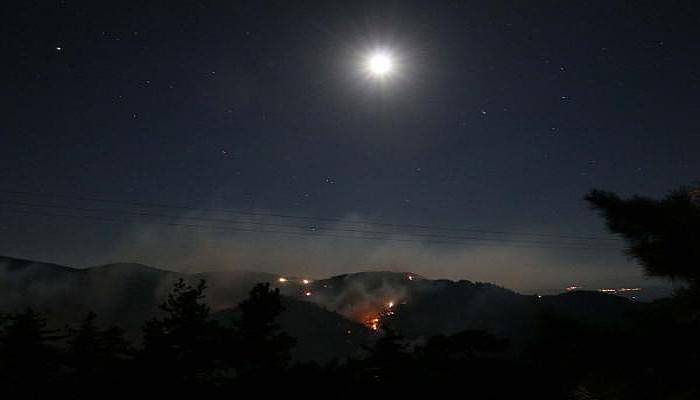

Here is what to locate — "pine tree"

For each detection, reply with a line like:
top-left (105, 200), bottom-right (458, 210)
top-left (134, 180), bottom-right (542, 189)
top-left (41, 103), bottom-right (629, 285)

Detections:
top-left (64, 312), bottom-right (132, 385)
top-left (141, 279), bottom-right (224, 386)
top-left (0, 308), bottom-right (61, 392)
top-left (360, 327), bottom-right (411, 384)
top-left (234, 283), bottom-right (295, 378)
top-left (586, 187), bottom-right (700, 287)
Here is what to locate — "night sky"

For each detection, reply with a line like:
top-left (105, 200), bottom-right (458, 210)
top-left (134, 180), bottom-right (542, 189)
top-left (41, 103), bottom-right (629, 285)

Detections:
top-left (1, 1), bottom-right (698, 291)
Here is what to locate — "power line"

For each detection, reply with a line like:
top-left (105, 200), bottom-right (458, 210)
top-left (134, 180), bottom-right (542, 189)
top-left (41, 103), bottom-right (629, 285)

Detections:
top-left (0, 207), bottom-right (621, 251)
top-left (0, 189), bottom-right (620, 242)
top-left (0, 200), bottom-right (618, 248)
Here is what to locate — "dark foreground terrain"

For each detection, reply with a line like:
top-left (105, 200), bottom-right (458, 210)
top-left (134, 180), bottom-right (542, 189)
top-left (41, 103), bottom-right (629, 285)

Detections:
top-left (2, 255), bottom-right (699, 398)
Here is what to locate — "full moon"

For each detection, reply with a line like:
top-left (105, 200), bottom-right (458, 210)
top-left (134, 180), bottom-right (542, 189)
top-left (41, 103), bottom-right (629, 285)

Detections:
top-left (366, 52), bottom-right (394, 77)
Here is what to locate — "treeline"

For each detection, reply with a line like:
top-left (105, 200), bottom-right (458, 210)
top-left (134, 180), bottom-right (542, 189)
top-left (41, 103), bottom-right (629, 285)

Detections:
top-left (0, 279), bottom-right (533, 397)
top-left (2, 278), bottom-right (699, 399)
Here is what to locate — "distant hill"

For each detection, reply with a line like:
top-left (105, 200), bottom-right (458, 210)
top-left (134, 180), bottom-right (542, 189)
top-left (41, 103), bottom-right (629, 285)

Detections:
top-left (279, 271), bottom-right (641, 347)
top-left (0, 256), bottom-right (273, 334)
top-left (214, 297), bottom-right (370, 363)
top-left (1, 255), bottom-right (648, 362)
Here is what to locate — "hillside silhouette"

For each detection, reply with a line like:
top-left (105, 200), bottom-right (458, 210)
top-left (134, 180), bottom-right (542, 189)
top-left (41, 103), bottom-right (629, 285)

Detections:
top-left (1, 251), bottom-right (699, 397)
top-left (1, 255), bottom-right (640, 352)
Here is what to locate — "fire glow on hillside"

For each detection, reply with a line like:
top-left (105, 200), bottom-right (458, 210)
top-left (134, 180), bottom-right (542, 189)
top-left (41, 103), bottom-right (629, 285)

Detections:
top-left (363, 300), bottom-right (397, 331)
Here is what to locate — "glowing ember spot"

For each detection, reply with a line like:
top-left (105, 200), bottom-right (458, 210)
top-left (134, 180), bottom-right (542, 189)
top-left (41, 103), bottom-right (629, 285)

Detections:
top-left (304, 291), bottom-right (312, 297)
top-left (362, 300), bottom-right (400, 332)
top-left (407, 275), bottom-right (413, 281)
top-left (565, 285), bottom-right (580, 292)
top-left (370, 318), bottom-right (380, 331)
top-left (302, 279), bottom-right (311, 284)
top-left (278, 277), bottom-right (288, 283)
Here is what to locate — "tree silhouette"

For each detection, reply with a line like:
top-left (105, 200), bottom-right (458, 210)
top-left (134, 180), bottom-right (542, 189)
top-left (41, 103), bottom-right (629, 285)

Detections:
top-left (0, 308), bottom-right (61, 392)
top-left (358, 327), bottom-right (412, 384)
top-left (586, 186), bottom-right (700, 288)
top-left (418, 329), bottom-right (508, 362)
top-left (64, 311), bottom-right (132, 386)
top-left (0, 312), bottom-right (7, 333)
top-left (409, 329), bottom-right (516, 392)
top-left (233, 282), bottom-right (295, 379)
top-left (586, 186), bottom-right (700, 388)
top-left (569, 385), bottom-right (600, 400)
top-left (141, 279), bottom-right (224, 386)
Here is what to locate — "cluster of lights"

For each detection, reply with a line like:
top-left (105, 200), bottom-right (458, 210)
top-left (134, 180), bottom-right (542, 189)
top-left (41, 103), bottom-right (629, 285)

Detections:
top-left (599, 288), bottom-right (642, 294)
top-left (276, 276), bottom-right (315, 297)
top-left (277, 277), bottom-right (311, 284)
top-left (565, 285), bottom-right (643, 298)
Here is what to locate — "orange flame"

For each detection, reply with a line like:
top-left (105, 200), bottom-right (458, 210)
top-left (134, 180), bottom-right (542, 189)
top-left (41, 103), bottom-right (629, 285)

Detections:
top-left (361, 300), bottom-right (397, 332)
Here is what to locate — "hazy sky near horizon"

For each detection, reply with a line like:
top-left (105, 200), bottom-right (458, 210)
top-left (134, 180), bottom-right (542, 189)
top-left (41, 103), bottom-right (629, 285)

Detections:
top-left (1, 1), bottom-right (697, 291)
top-left (0, 204), bottom-right (661, 292)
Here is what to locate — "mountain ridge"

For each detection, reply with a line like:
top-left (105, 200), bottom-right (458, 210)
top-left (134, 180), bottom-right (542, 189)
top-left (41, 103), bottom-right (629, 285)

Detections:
top-left (1, 255), bottom-right (648, 362)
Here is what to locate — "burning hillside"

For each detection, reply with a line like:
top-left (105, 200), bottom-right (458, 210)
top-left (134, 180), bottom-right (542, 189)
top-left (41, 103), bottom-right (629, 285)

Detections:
top-left (362, 300), bottom-right (397, 331)
top-left (278, 271), bottom-right (420, 331)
